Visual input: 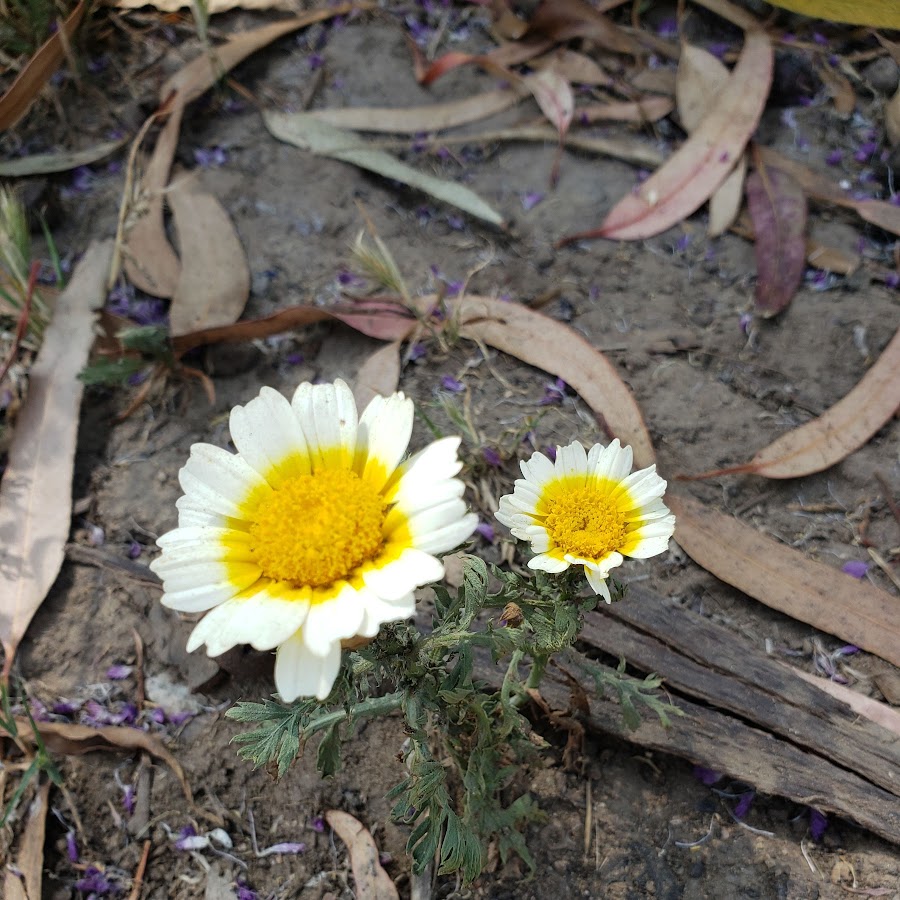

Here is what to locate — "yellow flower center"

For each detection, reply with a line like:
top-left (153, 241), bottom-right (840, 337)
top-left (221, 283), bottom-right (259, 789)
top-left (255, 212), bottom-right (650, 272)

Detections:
top-left (544, 481), bottom-right (628, 561)
top-left (248, 469), bottom-right (386, 587)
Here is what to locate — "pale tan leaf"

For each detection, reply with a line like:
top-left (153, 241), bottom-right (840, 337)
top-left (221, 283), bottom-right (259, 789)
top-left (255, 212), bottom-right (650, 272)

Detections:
top-left (307, 87), bottom-right (523, 134)
top-left (115, 0), bottom-right (298, 10)
top-left (7, 719), bottom-right (193, 802)
top-left (124, 4), bottom-right (366, 298)
top-left (325, 810), bottom-right (399, 900)
top-left (442, 295), bottom-right (656, 468)
top-left (734, 326), bottom-right (900, 478)
top-left (561, 30), bottom-right (773, 243)
top-left (805, 240), bottom-right (860, 275)
top-left (4, 781), bottom-right (49, 900)
top-left (576, 97), bottom-right (674, 125)
top-left (354, 340), bottom-right (402, 410)
top-left (886, 87), bottom-right (900, 147)
top-left (675, 43), bottom-right (747, 237)
top-left (168, 179), bottom-right (250, 336)
top-left (817, 61), bottom-right (856, 116)
top-left (534, 48), bottom-right (613, 87)
top-left (668, 492), bottom-right (900, 668)
top-left (0, 240), bottom-right (113, 678)
top-left (0, 138), bottom-right (126, 177)
top-left (526, 67), bottom-right (575, 138)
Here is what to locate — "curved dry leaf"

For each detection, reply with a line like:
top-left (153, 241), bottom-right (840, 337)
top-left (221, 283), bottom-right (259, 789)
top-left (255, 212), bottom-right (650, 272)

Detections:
top-left (308, 88), bottom-right (523, 134)
top-left (675, 43), bottom-right (747, 236)
top-left (172, 300), bottom-right (415, 356)
top-left (527, 67), bottom-right (574, 139)
top-left (10, 719), bottom-right (192, 802)
top-left (325, 810), bottom-right (399, 900)
top-left (886, 87), bottom-right (900, 147)
top-left (442, 295), bottom-right (656, 468)
top-left (124, 4), bottom-right (366, 298)
top-left (577, 97), bottom-right (674, 125)
top-left (264, 112), bottom-right (505, 227)
top-left (747, 164), bottom-right (808, 317)
top-left (816, 61), bottom-right (856, 116)
top-left (534, 49), bottom-right (613, 87)
top-left (354, 340), bottom-right (403, 410)
top-left (0, 241), bottom-right (112, 678)
top-left (524, 0), bottom-right (642, 56)
top-left (668, 492), bottom-right (900, 668)
top-left (734, 326), bottom-right (900, 478)
top-left (168, 180), bottom-right (250, 336)
top-left (4, 780), bottom-right (49, 900)
top-left (115, 0), bottom-right (298, 10)
top-left (416, 39), bottom-right (553, 86)
top-left (0, 1), bottom-right (85, 132)
top-left (560, 30), bottom-right (773, 243)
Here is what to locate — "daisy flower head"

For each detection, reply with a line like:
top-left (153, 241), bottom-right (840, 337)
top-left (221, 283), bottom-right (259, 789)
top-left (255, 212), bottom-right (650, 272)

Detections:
top-left (150, 380), bottom-right (477, 702)
top-left (495, 440), bottom-right (675, 602)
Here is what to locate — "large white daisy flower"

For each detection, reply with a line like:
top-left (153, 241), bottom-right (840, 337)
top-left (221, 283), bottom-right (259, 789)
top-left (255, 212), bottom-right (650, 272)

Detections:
top-left (495, 440), bottom-right (675, 602)
top-left (150, 379), bottom-right (477, 702)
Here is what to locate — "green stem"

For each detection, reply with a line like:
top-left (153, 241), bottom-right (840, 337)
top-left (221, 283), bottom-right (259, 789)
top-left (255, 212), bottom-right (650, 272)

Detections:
top-left (525, 654), bottom-right (549, 691)
top-left (305, 692), bottom-right (403, 736)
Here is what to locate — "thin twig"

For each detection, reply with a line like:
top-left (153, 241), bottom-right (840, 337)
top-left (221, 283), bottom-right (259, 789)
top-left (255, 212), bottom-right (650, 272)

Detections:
top-left (127, 839), bottom-right (152, 900)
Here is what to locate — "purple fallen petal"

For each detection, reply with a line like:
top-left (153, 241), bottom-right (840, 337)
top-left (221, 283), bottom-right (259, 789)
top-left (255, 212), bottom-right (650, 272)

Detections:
top-left (441, 375), bottom-right (464, 393)
top-left (66, 830), bottom-right (79, 863)
top-left (106, 664), bottom-right (132, 680)
top-left (841, 560), bottom-right (870, 579)
top-left (692, 765), bottom-right (722, 786)
top-left (733, 791), bottom-right (755, 820)
top-left (809, 808), bottom-right (828, 841)
top-left (482, 447), bottom-right (502, 468)
top-left (475, 522), bottom-right (495, 543)
top-left (521, 191), bottom-right (545, 211)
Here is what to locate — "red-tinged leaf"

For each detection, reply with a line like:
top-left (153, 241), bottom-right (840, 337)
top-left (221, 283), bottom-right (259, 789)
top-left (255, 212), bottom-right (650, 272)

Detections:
top-left (687, 326), bottom-right (900, 480)
top-left (668, 492), bottom-right (900, 669)
top-left (0, 1), bottom-right (85, 132)
top-left (417, 39), bottom-right (553, 86)
top-left (746, 164), bottom-right (807, 317)
top-left (172, 300), bottom-right (416, 356)
top-left (0, 241), bottom-right (113, 679)
top-left (559, 29), bottom-right (773, 244)
top-left (524, 0), bottom-right (642, 56)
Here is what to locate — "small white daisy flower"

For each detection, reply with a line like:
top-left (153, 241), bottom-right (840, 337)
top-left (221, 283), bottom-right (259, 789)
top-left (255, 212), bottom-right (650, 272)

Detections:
top-left (495, 440), bottom-right (675, 602)
top-left (150, 379), bottom-right (477, 702)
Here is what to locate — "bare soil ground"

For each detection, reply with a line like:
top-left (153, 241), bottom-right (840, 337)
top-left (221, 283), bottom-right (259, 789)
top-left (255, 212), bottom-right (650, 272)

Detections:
top-left (3, 4), bottom-right (900, 898)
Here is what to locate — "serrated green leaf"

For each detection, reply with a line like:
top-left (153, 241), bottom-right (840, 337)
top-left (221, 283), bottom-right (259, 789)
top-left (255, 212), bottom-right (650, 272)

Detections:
top-left (316, 721), bottom-right (342, 777)
top-left (78, 357), bottom-right (145, 386)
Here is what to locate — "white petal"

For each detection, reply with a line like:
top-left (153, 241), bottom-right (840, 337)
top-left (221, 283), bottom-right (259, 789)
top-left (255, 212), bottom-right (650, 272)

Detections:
top-left (176, 496), bottom-right (228, 528)
top-left (186, 589), bottom-right (310, 655)
top-left (151, 555), bottom-right (257, 590)
top-left (229, 386), bottom-right (310, 485)
top-left (302, 585), bottom-right (365, 656)
top-left (291, 379), bottom-right (358, 471)
top-left (389, 477), bottom-right (465, 519)
top-left (409, 513), bottom-right (478, 555)
top-left (359, 592), bottom-right (416, 637)
top-left (179, 443), bottom-right (270, 518)
top-left (519, 451), bottom-right (555, 487)
top-left (387, 497), bottom-right (467, 542)
top-left (592, 439), bottom-right (633, 483)
top-left (156, 525), bottom-right (252, 551)
top-left (523, 525), bottom-right (551, 552)
top-left (625, 498), bottom-right (671, 522)
top-left (275, 633), bottom-right (342, 702)
top-left (556, 441), bottom-right (588, 478)
top-left (160, 581), bottom-right (243, 613)
top-left (625, 517), bottom-right (676, 558)
top-left (619, 467), bottom-right (666, 506)
top-left (528, 553), bottom-right (569, 574)
top-left (585, 567), bottom-right (612, 602)
top-left (363, 548), bottom-right (443, 601)
top-left (355, 393), bottom-right (414, 490)
top-left (385, 437), bottom-right (463, 505)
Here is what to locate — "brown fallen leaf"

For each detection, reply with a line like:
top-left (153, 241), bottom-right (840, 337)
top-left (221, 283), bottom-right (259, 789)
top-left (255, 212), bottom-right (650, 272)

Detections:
top-left (805, 240), bottom-right (860, 275)
top-left (0, 240), bottom-right (113, 679)
top-left (354, 340), bottom-right (403, 410)
top-left (115, 0), bottom-right (297, 9)
top-left (0, 1), bottom-right (85, 132)
top-left (325, 810), bottom-right (399, 900)
top-left (560, 30), bottom-right (773, 243)
top-left (816, 61), bottom-right (856, 117)
top-left (167, 178), bottom-right (250, 336)
top-left (689, 326), bottom-right (900, 479)
top-left (443, 295), bottom-right (656, 468)
top-left (668, 492), bottom-right (900, 668)
top-left (758, 146), bottom-right (900, 238)
top-left (8, 719), bottom-right (193, 803)
top-left (4, 780), bottom-right (50, 900)
top-left (124, 4), bottom-right (367, 298)
top-left (886, 87), bottom-right (900, 147)
top-left (524, 0), bottom-right (642, 57)
top-left (746, 162), bottom-right (808, 317)
top-left (415, 39), bottom-right (554, 86)
top-left (172, 300), bottom-right (415, 356)
top-left (534, 48), bottom-right (614, 87)
top-left (674, 43), bottom-right (748, 237)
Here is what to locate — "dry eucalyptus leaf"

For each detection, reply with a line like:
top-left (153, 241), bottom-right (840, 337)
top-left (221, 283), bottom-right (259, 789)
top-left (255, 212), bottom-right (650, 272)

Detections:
top-left (325, 810), bottom-right (399, 900)
top-left (0, 240), bottom-right (113, 678)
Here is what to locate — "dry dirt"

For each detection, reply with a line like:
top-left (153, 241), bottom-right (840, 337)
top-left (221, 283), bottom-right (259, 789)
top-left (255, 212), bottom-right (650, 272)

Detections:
top-left (3, 4), bottom-right (900, 899)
